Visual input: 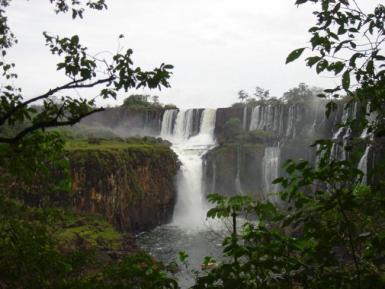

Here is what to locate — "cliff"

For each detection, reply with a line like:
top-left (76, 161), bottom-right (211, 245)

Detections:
top-left (205, 102), bottom-right (338, 200)
top-left (65, 140), bottom-right (179, 233)
top-left (203, 144), bottom-right (265, 199)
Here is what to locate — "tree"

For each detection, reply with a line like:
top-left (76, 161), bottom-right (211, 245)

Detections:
top-left (0, 2), bottom-right (178, 288)
top-left (283, 82), bottom-right (322, 103)
top-left (152, 95), bottom-right (160, 104)
top-left (253, 86), bottom-right (270, 101)
top-left (0, 0), bottom-right (173, 145)
top-left (237, 90), bottom-right (249, 102)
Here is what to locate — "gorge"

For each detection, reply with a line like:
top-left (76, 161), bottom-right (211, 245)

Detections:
top-left (75, 99), bottom-right (380, 231)
top-left (63, 99), bottom-right (381, 287)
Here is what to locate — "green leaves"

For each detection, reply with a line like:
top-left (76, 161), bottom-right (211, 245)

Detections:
top-left (286, 48), bottom-right (306, 64)
top-left (342, 70), bottom-right (350, 90)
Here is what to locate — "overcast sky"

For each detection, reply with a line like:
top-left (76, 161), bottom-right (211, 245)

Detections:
top-left (6, 0), bottom-right (377, 108)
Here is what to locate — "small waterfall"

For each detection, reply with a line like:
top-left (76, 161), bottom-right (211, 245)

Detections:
top-left (286, 104), bottom-right (298, 138)
top-left (160, 109), bottom-right (177, 136)
top-left (174, 109), bottom-right (195, 139)
top-left (249, 104), bottom-right (286, 136)
top-left (161, 108), bottom-right (217, 229)
top-left (249, 105), bottom-right (261, 131)
top-left (210, 162), bottom-right (217, 194)
top-left (242, 106), bottom-right (248, 130)
top-left (330, 104), bottom-right (356, 161)
top-left (234, 145), bottom-right (244, 195)
top-left (358, 146), bottom-right (370, 184)
top-left (262, 146), bottom-right (281, 203)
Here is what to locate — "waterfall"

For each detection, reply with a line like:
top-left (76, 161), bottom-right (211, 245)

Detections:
top-left (174, 109), bottom-right (195, 139)
top-left (160, 109), bottom-right (177, 136)
top-left (161, 108), bottom-right (217, 229)
top-left (330, 105), bottom-right (354, 161)
top-left (234, 145), bottom-right (244, 195)
top-left (242, 106), bottom-right (248, 130)
top-left (249, 105), bottom-right (260, 131)
top-left (210, 162), bottom-right (217, 194)
top-left (262, 146), bottom-right (281, 203)
top-left (286, 104), bottom-right (298, 138)
top-left (358, 146), bottom-right (370, 184)
top-left (249, 104), bottom-right (285, 136)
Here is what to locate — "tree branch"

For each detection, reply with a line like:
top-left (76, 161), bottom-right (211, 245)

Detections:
top-left (0, 77), bottom-right (113, 126)
top-left (0, 107), bottom-right (104, 144)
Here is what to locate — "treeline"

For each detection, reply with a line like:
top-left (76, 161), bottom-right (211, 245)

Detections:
top-left (232, 83), bottom-right (324, 107)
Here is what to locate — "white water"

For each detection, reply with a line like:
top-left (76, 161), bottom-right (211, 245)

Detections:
top-left (331, 103), bottom-right (359, 161)
top-left (161, 109), bottom-right (217, 230)
top-left (234, 145), bottom-right (244, 195)
top-left (248, 104), bottom-right (296, 137)
top-left (262, 146), bottom-right (281, 203)
top-left (160, 109), bottom-right (178, 136)
top-left (358, 146), bottom-right (370, 184)
top-left (242, 106), bottom-right (248, 130)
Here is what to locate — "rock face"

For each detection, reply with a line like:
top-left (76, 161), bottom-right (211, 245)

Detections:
top-left (67, 145), bottom-right (178, 233)
top-left (205, 101), bottom-right (339, 200)
top-left (203, 144), bottom-right (265, 199)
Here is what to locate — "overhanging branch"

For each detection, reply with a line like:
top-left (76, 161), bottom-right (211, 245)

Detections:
top-left (0, 107), bottom-right (104, 144)
top-left (0, 76), bottom-right (114, 126)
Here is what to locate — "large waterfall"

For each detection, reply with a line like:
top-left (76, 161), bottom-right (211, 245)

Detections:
top-left (161, 108), bottom-right (217, 229)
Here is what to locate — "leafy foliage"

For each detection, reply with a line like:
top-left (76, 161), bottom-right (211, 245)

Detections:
top-left (0, 2), bottom-right (179, 289)
top-left (192, 1), bottom-right (385, 289)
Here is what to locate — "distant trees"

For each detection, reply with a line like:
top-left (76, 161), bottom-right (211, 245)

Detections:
top-left (234, 83), bottom-right (321, 107)
top-left (253, 86), bottom-right (270, 101)
top-left (282, 82), bottom-right (323, 103)
top-left (234, 86), bottom-right (274, 107)
top-left (122, 94), bottom-right (177, 110)
top-left (123, 94), bottom-right (153, 108)
top-left (237, 90), bottom-right (249, 103)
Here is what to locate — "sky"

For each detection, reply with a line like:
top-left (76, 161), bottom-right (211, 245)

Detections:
top-left (6, 0), bottom-right (377, 108)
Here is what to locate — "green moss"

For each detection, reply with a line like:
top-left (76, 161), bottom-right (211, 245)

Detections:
top-left (56, 212), bottom-right (123, 250)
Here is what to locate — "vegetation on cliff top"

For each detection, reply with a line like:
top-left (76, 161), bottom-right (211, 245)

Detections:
top-left (65, 138), bottom-right (173, 153)
top-left (122, 94), bottom-right (177, 111)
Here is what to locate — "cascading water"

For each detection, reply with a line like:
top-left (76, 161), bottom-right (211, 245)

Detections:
top-left (234, 145), bottom-right (244, 195)
top-left (248, 104), bottom-right (298, 137)
top-left (358, 146), bottom-right (370, 184)
top-left (160, 109), bottom-right (178, 136)
top-left (331, 103), bottom-right (358, 161)
top-left (242, 106), bottom-right (248, 130)
top-left (139, 108), bottom-right (221, 288)
top-left (161, 108), bottom-right (217, 229)
top-left (262, 146), bottom-right (281, 203)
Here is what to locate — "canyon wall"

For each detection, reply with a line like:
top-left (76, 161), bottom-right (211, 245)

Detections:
top-left (66, 143), bottom-right (178, 233)
top-left (204, 101), bottom-right (340, 200)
